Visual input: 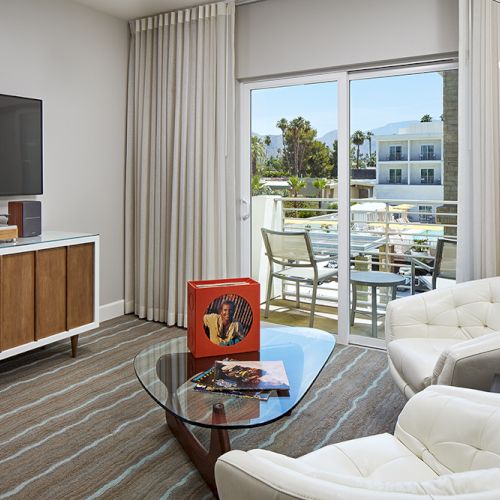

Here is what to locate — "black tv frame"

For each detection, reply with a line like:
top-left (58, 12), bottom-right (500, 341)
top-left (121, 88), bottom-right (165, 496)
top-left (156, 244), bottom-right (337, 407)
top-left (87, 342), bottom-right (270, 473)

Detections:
top-left (0, 92), bottom-right (43, 196)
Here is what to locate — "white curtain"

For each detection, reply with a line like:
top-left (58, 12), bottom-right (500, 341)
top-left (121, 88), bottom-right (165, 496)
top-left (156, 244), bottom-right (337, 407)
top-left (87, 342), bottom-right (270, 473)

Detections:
top-left (125, 1), bottom-right (237, 327)
top-left (457, 0), bottom-right (500, 281)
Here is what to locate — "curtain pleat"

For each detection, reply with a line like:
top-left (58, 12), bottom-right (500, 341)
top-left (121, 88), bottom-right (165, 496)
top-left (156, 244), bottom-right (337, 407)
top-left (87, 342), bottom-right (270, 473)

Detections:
top-left (457, 0), bottom-right (500, 281)
top-left (125, 1), bottom-right (237, 327)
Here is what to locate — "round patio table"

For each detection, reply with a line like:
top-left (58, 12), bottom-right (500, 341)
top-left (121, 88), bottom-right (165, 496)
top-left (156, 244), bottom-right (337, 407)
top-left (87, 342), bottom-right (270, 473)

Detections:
top-left (350, 271), bottom-right (406, 338)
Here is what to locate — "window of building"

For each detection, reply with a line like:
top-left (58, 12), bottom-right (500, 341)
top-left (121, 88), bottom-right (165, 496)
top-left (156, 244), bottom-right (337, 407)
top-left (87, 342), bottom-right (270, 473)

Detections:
top-left (419, 205), bottom-right (434, 223)
top-left (420, 168), bottom-right (434, 184)
top-left (421, 145), bottom-right (435, 160)
top-left (389, 145), bottom-right (402, 161)
top-left (389, 168), bottom-right (402, 184)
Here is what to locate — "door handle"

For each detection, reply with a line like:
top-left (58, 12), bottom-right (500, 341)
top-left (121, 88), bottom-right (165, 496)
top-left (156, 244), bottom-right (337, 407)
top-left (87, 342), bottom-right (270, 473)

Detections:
top-left (241, 198), bottom-right (250, 221)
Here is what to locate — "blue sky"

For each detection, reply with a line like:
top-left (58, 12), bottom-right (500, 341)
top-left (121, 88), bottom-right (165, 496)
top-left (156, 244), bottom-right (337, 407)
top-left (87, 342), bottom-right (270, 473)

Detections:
top-left (251, 72), bottom-right (445, 137)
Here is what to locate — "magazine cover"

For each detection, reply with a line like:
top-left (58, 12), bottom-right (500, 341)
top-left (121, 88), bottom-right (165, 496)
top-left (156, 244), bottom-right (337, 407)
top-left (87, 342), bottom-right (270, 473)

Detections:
top-left (213, 360), bottom-right (290, 391)
top-left (191, 366), bottom-right (270, 401)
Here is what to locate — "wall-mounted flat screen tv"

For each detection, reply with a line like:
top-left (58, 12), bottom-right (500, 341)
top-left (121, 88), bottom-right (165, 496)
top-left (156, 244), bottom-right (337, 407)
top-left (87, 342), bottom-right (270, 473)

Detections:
top-left (0, 94), bottom-right (42, 196)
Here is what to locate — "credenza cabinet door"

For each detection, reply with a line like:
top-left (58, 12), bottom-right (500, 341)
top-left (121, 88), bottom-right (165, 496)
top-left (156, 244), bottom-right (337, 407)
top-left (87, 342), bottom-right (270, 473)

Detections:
top-left (0, 252), bottom-right (35, 350)
top-left (67, 243), bottom-right (94, 330)
top-left (36, 247), bottom-right (67, 339)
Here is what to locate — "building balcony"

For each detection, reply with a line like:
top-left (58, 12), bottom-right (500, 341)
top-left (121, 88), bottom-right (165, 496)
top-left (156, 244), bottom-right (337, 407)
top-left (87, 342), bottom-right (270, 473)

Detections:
top-left (379, 154), bottom-right (407, 161)
top-left (409, 153), bottom-right (442, 161)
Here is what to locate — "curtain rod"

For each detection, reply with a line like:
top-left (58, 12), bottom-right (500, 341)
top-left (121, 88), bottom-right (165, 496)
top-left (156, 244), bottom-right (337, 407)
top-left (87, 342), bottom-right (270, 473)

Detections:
top-left (235, 0), bottom-right (267, 6)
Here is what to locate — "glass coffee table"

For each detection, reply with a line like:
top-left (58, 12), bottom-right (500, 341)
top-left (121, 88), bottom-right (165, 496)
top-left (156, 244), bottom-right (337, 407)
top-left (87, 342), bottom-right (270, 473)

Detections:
top-left (134, 326), bottom-right (335, 493)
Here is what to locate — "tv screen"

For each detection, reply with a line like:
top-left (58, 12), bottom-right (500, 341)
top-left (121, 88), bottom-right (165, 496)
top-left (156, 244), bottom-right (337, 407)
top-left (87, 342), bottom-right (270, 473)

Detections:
top-left (0, 94), bottom-right (42, 196)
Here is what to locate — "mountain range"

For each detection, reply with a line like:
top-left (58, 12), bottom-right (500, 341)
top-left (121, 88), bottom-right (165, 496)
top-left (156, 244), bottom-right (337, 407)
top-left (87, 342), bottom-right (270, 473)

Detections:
top-left (253, 120), bottom-right (419, 157)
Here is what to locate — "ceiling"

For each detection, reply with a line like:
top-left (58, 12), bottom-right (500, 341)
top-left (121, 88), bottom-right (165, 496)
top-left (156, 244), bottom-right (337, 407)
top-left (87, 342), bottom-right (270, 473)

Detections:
top-left (71, 0), bottom-right (216, 20)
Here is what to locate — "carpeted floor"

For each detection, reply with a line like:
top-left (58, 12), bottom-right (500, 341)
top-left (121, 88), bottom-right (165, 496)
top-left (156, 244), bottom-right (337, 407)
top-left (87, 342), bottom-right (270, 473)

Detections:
top-left (0, 315), bottom-right (406, 499)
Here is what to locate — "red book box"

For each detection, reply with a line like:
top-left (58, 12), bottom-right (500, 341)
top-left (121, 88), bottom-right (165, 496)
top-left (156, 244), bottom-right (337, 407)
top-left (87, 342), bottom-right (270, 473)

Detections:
top-left (187, 277), bottom-right (260, 358)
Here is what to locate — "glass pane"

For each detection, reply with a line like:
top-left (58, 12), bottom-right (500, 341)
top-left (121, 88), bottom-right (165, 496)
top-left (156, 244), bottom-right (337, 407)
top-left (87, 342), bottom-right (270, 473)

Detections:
top-left (349, 70), bottom-right (458, 340)
top-left (250, 81), bottom-right (339, 332)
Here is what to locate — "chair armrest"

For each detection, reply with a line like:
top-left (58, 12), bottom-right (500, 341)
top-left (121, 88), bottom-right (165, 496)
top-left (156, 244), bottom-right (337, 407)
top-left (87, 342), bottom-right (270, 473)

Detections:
top-left (410, 257), bottom-right (435, 294)
top-left (432, 332), bottom-right (500, 391)
top-left (410, 257), bottom-right (434, 273)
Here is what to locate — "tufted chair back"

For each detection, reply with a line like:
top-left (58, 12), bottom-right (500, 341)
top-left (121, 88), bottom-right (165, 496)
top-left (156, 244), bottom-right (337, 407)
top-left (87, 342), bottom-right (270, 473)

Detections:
top-left (386, 277), bottom-right (500, 343)
top-left (395, 385), bottom-right (500, 474)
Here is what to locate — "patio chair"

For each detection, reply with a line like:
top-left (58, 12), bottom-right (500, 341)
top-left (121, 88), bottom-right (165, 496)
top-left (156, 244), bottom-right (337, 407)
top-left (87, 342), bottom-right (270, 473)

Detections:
top-left (261, 228), bottom-right (337, 327)
top-left (410, 238), bottom-right (456, 294)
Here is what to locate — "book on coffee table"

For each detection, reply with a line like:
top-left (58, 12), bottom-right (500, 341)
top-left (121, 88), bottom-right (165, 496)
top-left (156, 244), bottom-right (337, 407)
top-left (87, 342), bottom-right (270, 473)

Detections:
top-left (192, 365), bottom-right (271, 401)
top-left (214, 360), bottom-right (290, 391)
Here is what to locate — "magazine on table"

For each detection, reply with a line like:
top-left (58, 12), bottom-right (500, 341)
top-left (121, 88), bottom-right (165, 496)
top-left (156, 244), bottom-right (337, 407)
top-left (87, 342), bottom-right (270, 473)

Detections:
top-left (192, 365), bottom-right (271, 401)
top-left (213, 360), bottom-right (290, 391)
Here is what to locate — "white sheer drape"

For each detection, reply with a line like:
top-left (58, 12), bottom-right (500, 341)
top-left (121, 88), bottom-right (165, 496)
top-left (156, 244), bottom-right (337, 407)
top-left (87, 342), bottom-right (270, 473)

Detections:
top-left (457, 0), bottom-right (500, 281)
top-left (125, 1), bottom-right (237, 327)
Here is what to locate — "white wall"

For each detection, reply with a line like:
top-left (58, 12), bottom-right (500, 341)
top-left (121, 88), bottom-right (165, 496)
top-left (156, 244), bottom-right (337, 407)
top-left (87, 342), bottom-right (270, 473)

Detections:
top-left (235, 0), bottom-right (458, 80)
top-left (0, 0), bottom-right (128, 311)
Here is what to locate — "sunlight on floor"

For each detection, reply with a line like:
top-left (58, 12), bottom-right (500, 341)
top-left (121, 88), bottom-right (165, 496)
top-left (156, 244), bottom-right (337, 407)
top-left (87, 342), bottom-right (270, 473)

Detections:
top-left (261, 298), bottom-right (386, 339)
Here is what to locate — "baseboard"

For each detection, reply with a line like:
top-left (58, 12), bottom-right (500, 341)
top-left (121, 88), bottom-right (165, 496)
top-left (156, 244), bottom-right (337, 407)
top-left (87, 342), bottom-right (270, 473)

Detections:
top-left (99, 300), bottom-right (125, 322)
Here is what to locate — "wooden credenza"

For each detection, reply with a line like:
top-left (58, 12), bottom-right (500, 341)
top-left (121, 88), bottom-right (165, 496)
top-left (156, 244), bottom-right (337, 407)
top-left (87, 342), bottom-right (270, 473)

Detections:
top-left (0, 232), bottom-right (99, 360)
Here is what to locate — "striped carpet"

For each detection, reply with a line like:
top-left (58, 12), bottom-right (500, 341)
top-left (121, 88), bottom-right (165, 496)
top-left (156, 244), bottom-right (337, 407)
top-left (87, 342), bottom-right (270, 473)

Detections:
top-left (0, 315), bottom-right (406, 499)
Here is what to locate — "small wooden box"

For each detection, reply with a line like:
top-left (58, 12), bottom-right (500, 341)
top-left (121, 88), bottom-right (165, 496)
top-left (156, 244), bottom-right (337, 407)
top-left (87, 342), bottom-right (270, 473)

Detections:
top-left (0, 225), bottom-right (18, 242)
top-left (187, 278), bottom-right (260, 358)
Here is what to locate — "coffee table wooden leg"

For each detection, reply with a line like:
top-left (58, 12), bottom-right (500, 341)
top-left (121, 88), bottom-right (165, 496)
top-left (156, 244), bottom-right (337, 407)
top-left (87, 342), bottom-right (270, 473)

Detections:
top-left (166, 403), bottom-right (230, 495)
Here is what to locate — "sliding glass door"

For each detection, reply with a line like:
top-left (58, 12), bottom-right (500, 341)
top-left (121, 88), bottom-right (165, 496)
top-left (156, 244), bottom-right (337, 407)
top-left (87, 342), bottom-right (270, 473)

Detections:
top-left (348, 65), bottom-right (458, 346)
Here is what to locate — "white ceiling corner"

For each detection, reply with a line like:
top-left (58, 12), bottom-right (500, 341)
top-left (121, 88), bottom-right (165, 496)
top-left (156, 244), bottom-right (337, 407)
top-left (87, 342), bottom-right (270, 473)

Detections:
top-left (69, 0), bottom-right (216, 20)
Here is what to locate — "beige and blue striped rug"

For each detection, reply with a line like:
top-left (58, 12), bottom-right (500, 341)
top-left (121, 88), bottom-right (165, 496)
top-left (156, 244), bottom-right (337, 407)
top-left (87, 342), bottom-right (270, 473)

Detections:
top-left (0, 316), bottom-right (405, 499)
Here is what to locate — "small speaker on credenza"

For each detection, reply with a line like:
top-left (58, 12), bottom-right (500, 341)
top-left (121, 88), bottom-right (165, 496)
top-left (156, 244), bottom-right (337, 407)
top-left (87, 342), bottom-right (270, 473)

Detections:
top-left (8, 201), bottom-right (41, 238)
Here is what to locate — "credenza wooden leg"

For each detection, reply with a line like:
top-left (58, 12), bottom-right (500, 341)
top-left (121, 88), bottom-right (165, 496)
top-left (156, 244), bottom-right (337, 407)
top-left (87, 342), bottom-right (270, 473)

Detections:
top-left (71, 335), bottom-right (79, 357)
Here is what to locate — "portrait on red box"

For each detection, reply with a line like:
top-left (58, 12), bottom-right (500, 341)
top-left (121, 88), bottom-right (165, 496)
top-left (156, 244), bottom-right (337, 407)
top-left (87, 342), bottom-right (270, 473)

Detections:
top-left (203, 294), bottom-right (253, 347)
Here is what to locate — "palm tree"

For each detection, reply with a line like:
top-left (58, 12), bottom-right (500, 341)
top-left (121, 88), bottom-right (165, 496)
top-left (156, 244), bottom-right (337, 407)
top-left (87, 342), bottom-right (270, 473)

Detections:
top-left (251, 174), bottom-right (267, 195)
top-left (288, 176), bottom-right (306, 218)
top-left (351, 130), bottom-right (365, 169)
top-left (420, 114), bottom-right (432, 122)
top-left (276, 118), bottom-right (288, 154)
top-left (250, 135), bottom-right (267, 175)
top-left (288, 176), bottom-right (306, 197)
top-left (313, 178), bottom-right (328, 198)
top-left (365, 131), bottom-right (374, 156)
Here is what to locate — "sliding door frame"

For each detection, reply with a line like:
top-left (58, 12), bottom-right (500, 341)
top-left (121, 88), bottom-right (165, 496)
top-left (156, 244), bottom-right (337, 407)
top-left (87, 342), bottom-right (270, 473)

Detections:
top-left (239, 59), bottom-right (457, 348)
top-left (240, 72), bottom-right (350, 345)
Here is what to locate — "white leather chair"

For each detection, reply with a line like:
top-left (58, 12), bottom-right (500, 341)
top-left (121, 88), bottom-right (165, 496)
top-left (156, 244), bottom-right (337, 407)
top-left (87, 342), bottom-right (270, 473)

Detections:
top-left (386, 276), bottom-right (500, 398)
top-left (215, 386), bottom-right (500, 499)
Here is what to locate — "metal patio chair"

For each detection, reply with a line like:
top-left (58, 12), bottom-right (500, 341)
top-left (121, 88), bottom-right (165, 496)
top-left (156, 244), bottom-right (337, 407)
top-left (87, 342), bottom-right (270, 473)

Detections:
top-left (410, 238), bottom-right (457, 294)
top-left (261, 228), bottom-right (338, 327)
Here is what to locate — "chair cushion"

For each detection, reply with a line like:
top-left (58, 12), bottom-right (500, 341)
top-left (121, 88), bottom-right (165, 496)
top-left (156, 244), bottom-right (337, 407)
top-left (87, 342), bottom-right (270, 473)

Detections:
top-left (388, 338), bottom-right (462, 393)
top-left (297, 433), bottom-right (438, 482)
top-left (274, 266), bottom-right (337, 283)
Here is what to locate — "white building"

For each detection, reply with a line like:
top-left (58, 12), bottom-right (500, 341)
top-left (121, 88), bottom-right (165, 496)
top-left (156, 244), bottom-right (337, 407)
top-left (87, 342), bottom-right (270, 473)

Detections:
top-left (374, 122), bottom-right (443, 222)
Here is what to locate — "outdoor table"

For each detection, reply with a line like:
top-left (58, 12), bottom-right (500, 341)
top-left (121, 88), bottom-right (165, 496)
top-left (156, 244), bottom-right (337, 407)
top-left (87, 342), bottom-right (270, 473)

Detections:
top-left (350, 271), bottom-right (406, 338)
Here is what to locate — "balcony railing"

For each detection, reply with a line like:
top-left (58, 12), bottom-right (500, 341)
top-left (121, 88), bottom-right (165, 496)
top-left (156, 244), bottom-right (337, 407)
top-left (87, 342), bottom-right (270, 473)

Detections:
top-left (264, 196), bottom-right (457, 303)
top-left (405, 153), bottom-right (442, 161)
top-left (380, 154), bottom-right (407, 161)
